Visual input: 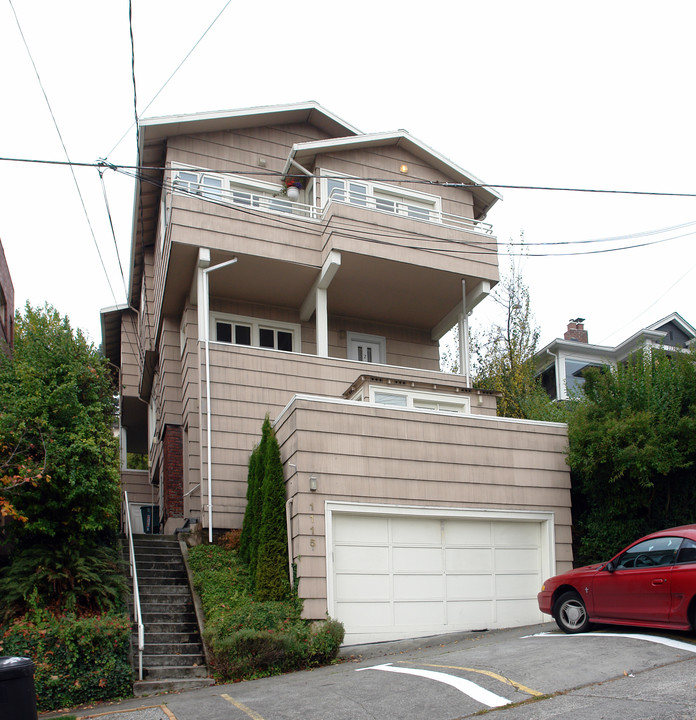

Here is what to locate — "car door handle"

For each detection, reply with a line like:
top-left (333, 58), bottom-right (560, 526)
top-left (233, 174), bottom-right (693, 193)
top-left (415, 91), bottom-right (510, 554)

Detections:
top-left (652, 578), bottom-right (667, 585)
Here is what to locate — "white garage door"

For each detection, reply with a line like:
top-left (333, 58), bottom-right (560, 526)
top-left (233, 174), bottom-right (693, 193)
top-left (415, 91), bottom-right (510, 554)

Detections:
top-left (329, 509), bottom-right (550, 645)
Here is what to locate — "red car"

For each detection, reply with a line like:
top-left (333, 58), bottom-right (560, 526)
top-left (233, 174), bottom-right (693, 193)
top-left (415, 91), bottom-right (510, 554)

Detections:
top-left (538, 524), bottom-right (696, 633)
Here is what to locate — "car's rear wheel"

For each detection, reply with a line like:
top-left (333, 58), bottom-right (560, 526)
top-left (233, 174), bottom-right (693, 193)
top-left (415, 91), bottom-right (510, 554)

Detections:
top-left (553, 591), bottom-right (591, 633)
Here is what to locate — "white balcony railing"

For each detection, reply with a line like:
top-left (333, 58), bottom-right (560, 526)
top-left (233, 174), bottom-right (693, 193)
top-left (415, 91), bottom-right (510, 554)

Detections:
top-left (171, 173), bottom-right (494, 237)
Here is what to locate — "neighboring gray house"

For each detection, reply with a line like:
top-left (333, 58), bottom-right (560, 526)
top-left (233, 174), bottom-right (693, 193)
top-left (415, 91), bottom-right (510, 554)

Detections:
top-left (101, 102), bottom-right (572, 644)
top-left (536, 314), bottom-right (696, 401)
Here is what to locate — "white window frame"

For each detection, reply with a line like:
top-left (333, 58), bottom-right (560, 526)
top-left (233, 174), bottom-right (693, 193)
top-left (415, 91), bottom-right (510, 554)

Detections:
top-left (320, 170), bottom-right (441, 220)
top-left (347, 332), bottom-right (386, 364)
top-left (170, 163), bottom-right (293, 212)
top-left (211, 312), bottom-right (301, 353)
top-left (365, 383), bottom-right (471, 414)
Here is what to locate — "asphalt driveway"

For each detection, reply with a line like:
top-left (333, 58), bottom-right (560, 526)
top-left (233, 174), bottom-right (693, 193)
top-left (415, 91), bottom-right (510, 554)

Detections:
top-left (43, 622), bottom-right (696, 720)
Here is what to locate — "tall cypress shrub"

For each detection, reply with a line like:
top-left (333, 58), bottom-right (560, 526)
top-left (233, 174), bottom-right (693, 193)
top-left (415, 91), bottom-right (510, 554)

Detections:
top-left (238, 446), bottom-right (260, 565)
top-left (254, 425), bottom-right (290, 601)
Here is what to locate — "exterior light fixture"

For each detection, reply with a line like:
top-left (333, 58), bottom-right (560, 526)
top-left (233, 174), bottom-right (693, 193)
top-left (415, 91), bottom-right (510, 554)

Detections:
top-left (399, 164), bottom-right (409, 174)
top-left (287, 185), bottom-right (300, 202)
top-left (309, 476), bottom-right (317, 492)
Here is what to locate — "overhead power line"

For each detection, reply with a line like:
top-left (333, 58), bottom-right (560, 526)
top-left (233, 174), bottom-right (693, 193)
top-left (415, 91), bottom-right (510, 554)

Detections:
top-left (3, 155), bottom-right (696, 200)
top-left (8, 0), bottom-right (118, 305)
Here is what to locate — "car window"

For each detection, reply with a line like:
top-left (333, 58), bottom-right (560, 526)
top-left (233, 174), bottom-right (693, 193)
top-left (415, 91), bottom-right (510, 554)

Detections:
top-left (675, 538), bottom-right (696, 565)
top-left (615, 536), bottom-right (680, 569)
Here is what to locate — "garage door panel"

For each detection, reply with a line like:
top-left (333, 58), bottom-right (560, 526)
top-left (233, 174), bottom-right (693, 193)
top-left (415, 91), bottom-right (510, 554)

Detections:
top-left (444, 520), bottom-right (491, 545)
top-left (447, 601), bottom-right (494, 626)
top-left (393, 546), bottom-right (442, 572)
top-left (335, 573), bottom-right (390, 601)
top-left (394, 574), bottom-right (443, 600)
top-left (334, 515), bottom-right (387, 543)
top-left (494, 521), bottom-right (540, 545)
top-left (496, 598), bottom-right (543, 625)
top-left (445, 547), bottom-right (493, 573)
top-left (335, 545), bottom-right (389, 573)
top-left (446, 574), bottom-right (493, 599)
top-left (335, 602), bottom-right (392, 627)
top-left (394, 601), bottom-right (445, 625)
top-left (495, 573), bottom-right (542, 598)
top-left (495, 547), bottom-right (540, 573)
top-left (391, 517), bottom-right (441, 544)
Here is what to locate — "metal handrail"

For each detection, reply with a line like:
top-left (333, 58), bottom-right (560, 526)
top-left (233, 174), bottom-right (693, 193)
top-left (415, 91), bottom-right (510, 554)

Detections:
top-left (123, 490), bottom-right (144, 681)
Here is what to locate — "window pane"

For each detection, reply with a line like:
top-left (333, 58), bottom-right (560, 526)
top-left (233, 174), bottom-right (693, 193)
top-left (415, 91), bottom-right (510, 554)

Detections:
top-left (277, 331), bottom-right (293, 352)
top-left (327, 179), bottom-right (345, 202)
top-left (201, 176), bottom-right (223, 199)
top-left (374, 392), bottom-right (407, 407)
top-left (676, 538), bottom-right (696, 564)
top-left (259, 328), bottom-right (275, 348)
top-left (232, 190), bottom-right (252, 206)
top-left (349, 183), bottom-right (367, 206)
top-left (617, 537), bottom-right (680, 569)
top-left (216, 322), bottom-right (232, 343)
top-left (407, 203), bottom-right (431, 220)
top-left (565, 359), bottom-right (602, 395)
top-left (174, 171), bottom-right (198, 193)
top-left (235, 325), bottom-right (251, 345)
top-left (375, 196), bottom-right (395, 213)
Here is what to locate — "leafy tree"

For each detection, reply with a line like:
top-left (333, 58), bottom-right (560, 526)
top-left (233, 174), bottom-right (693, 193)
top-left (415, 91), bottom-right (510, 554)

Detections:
top-left (471, 254), bottom-right (549, 419)
top-left (0, 304), bottom-right (122, 617)
top-left (254, 425), bottom-right (290, 601)
top-left (567, 347), bottom-right (696, 564)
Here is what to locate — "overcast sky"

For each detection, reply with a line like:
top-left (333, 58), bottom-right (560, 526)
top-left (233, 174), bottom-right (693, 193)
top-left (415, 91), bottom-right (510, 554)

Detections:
top-left (2, 1), bottom-right (695, 351)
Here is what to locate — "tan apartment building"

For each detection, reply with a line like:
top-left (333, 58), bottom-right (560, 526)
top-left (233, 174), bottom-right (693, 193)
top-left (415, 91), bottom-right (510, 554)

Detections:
top-left (101, 102), bottom-right (571, 644)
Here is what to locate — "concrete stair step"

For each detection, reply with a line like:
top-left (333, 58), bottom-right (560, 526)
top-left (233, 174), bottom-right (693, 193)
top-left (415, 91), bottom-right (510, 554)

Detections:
top-left (142, 665), bottom-right (211, 680)
top-left (141, 622), bottom-right (200, 634)
top-left (144, 632), bottom-right (202, 644)
top-left (143, 642), bottom-right (203, 655)
top-left (142, 653), bottom-right (205, 667)
top-left (133, 677), bottom-right (215, 697)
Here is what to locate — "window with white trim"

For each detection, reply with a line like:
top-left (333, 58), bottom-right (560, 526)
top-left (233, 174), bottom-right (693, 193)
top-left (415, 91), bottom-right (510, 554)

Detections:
top-left (347, 332), bottom-right (386, 364)
top-left (212, 313), bottom-right (300, 353)
top-left (322, 171), bottom-right (440, 222)
top-left (171, 165), bottom-right (295, 214)
top-left (365, 384), bottom-right (471, 414)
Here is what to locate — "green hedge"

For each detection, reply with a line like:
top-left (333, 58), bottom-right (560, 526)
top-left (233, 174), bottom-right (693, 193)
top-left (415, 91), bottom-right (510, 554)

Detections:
top-left (188, 544), bottom-right (344, 681)
top-left (0, 611), bottom-right (132, 712)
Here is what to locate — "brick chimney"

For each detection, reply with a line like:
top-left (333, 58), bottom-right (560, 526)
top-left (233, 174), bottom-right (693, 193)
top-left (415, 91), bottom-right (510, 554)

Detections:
top-left (564, 317), bottom-right (588, 343)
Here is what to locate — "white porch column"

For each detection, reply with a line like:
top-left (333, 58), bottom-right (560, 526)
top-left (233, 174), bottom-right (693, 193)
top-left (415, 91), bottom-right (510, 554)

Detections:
top-left (459, 279), bottom-right (471, 386)
top-left (316, 286), bottom-right (328, 357)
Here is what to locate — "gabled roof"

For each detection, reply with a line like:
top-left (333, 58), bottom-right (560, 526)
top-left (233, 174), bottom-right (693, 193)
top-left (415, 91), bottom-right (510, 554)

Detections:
top-left (283, 131), bottom-right (501, 221)
top-left (138, 101), bottom-right (361, 143)
top-left (646, 311), bottom-right (696, 340)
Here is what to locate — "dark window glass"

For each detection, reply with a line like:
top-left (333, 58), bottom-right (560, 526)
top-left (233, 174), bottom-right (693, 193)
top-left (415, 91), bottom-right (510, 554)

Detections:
top-left (277, 331), bottom-right (293, 352)
top-left (676, 538), bottom-right (696, 565)
top-left (616, 536), bottom-right (680, 569)
top-left (235, 325), bottom-right (251, 345)
top-left (259, 328), bottom-right (274, 348)
top-left (540, 364), bottom-right (557, 400)
top-left (216, 322), bottom-right (232, 343)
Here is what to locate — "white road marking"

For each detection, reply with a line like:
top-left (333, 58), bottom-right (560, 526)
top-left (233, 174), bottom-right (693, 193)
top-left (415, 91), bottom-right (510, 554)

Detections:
top-left (356, 663), bottom-right (511, 708)
top-left (524, 631), bottom-right (696, 653)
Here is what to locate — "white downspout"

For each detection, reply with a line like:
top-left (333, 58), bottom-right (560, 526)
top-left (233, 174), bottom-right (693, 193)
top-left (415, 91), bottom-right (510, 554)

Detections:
top-left (201, 256), bottom-right (238, 543)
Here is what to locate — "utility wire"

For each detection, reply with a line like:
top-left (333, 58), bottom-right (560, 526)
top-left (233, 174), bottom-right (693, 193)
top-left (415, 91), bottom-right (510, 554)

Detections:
top-left (105, 0), bottom-right (233, 159)
top-left (4, 154), bottom-right (696, 200)
top-left (8, 0), bottom-right (119, 305)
